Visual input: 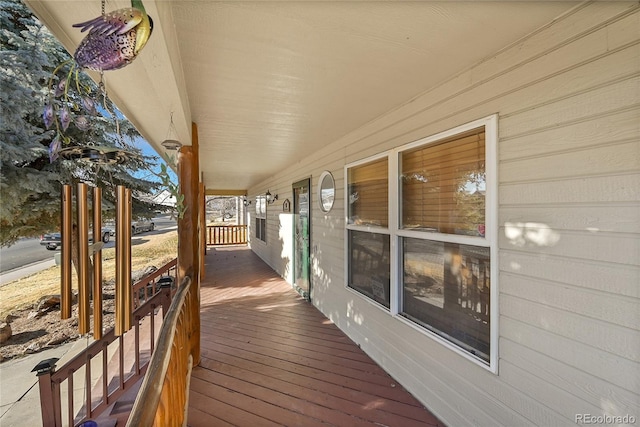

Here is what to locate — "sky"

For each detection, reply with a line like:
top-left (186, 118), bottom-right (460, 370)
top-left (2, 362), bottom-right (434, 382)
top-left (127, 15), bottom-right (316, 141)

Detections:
top-left (101, 102), bottom-right (178, 190)
top-left (133, 136), bottom-right (178, 188)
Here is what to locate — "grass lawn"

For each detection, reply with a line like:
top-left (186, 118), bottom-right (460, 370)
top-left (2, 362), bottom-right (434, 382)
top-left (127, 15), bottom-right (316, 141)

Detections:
top-left (0, 231), bottom-right (178, 319)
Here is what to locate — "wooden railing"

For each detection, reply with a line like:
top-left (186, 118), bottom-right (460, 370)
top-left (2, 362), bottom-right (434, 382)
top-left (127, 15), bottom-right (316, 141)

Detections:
top-left (133, 259), bottom-right (178, 308)
top-left (206, 224), bottom-right (247, 246)
top-left (126, 274), bottom-right (197, 426)
top-left (34, 259), bottom-right (177, 427)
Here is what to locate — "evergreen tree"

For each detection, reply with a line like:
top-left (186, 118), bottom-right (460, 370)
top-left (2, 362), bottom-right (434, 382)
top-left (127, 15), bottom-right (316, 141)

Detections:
top-left (0, 0), bottom-right (164, 247)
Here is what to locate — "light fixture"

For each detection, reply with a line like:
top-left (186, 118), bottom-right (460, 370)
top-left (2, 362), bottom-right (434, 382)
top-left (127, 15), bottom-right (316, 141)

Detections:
top-left (32, 358), bottom-right (59, 375)
top-left (243, 197), bottom-right (251, 206)
top-left (161, 112), bottom-right (182, 151)
top-left (266, 190), bottom-right (278, 204)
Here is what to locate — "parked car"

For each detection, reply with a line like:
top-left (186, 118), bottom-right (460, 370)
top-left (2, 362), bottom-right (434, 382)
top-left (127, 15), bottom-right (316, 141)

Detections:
top-left (132, 220), bottom-right (155, 234)
top-left (40, 228), bottom-right (113, 250)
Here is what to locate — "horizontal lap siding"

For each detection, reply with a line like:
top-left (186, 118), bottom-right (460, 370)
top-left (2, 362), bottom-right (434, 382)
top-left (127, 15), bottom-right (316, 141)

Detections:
top-left (250, 3), bottom-right (640, 426)
top-left (493, 6), bottom-right (640, 424)
top-left (250, 148), bottom-right (346, 289)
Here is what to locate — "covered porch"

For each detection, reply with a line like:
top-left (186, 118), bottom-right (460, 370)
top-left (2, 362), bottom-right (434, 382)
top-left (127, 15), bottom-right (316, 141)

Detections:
top-left (189, 245), bottom-right (443, 426)
top-left (21, 1), bottom-right (640, 425)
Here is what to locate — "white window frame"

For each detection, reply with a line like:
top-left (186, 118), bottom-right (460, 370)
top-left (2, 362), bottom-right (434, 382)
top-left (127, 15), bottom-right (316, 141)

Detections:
top-left (344, 115), bottom-right (499, 372)
top-left (344, 152), bottom-right (393, 310)
top-left (255, 195), bottom-right (267, 243)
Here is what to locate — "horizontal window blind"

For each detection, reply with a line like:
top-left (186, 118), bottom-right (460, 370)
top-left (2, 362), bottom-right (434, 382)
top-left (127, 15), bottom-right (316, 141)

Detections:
top-left (401, 128), bottom-right (485, 236)
top-left (348, 157), bottom-right (388, 227)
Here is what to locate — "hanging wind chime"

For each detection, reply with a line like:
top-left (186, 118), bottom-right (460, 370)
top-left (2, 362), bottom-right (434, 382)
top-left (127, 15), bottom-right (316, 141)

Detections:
top-left (51, 0), bottom-right (154, 339)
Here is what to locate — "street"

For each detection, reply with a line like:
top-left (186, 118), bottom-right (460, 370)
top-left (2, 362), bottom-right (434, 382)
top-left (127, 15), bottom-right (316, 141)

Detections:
top-left (0, 238), bottom-right (50, 273)
top-left (0, 215), bottom-right (176, 274)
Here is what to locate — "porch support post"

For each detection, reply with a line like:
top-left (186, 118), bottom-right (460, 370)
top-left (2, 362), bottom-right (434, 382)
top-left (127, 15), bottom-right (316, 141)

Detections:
top-left (200, 176), bottom-right (206, 278)
top-left (177, 122), bottom-right (201, 366)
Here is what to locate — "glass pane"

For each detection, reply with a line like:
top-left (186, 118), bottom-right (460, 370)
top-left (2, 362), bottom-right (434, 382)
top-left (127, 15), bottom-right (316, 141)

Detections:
top-left (319, 172), bottom-right (335, 212)
top-left (348, 230), bottom-right (390, 308)
top-left (254, 217), bottom-right (266, 241)
top-left (294, 183), bottom-right (310, 295)
top-left (347, 158), bottom-right (388, 227)
top-left (402, 237), bottom-right (490, 362)
top-left (255, 195), bottom-right (266, 217)
top-left (401, 128), bottom-right (485, 236)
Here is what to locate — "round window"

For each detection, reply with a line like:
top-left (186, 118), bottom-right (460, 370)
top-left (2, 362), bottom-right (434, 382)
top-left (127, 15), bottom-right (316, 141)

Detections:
top-left (318, 171), bottom-right (335, 213)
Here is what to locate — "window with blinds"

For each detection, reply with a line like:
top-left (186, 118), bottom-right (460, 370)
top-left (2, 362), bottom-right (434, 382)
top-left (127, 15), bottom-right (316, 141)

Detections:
top-left (347, 157), bottom-right (388, 228)
top-left (344, 115), bottom-right (497, 370)
top-left (401, 127), bottom-right (485, 237)
top-left (346, 156), bottom-right (390, 308)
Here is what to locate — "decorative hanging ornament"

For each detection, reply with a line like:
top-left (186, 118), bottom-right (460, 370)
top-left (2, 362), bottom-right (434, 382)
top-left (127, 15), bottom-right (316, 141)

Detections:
top-left (73, 0), bottom-right (153, 71)
top-left (160, 112), bottom-right (182, 151)
top-left (43, 0), bottom-right (152, 163)
top-left (58, 145), bottom-right (137, 165)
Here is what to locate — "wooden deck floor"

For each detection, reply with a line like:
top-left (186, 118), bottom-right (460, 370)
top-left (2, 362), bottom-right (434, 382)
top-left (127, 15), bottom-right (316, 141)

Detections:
top-left (188, 246), bottom-right (444, 427)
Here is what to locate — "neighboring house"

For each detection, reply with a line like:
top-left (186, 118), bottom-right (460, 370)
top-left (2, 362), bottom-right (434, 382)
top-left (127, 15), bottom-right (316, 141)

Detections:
top-left (150, 189), bottom-right (177, 208)
top-left (26, 1), bottom-right (639, 425)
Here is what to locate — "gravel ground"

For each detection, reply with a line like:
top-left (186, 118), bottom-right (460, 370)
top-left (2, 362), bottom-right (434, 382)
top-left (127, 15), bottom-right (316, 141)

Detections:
top-left (0, 282), bottom-right (117, 363)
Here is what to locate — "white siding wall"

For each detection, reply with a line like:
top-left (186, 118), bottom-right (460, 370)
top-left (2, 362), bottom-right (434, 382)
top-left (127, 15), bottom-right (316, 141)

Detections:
top-left (249, 3), bottom-right (640, 425)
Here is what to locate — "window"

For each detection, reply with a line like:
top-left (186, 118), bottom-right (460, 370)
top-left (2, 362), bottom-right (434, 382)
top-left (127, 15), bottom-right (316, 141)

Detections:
top-left (318, 171), bottom-right (336, 213)
top-left (255, 195), bottom-right (266, 242)
top-left (401, 128), bottom-right (486, 236)
top-left (346, 156), bottom-right (390, 309)
top-left (345, 116), bottom-right (497, 370)
top-left (349, 230), bottom-right (391, 308)
top-left (401, 238), bottom-right (491, 361)
top-left (400, 125), bottom-right (492, 363)
top-left (347, 157), bottom-right (388, 227)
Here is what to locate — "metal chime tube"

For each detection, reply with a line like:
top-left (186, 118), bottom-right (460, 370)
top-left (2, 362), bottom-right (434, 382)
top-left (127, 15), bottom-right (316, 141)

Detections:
top-left (77, 183), bottom-right (90, 335)
top-left (115, 186), bottom-right (132, 335)
top-left (60, 185), bottom-right (72, 319)
top-left (115, 186), bottom-right (125, 336)
top-left (92, 187), bottom-right (103, 340)
top-left (124, 188), bottom-right (132, 331)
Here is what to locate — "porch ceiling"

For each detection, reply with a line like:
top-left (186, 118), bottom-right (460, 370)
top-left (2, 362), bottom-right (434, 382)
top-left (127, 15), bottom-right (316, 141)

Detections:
top-left (26, 1), bottom-right (579, 191)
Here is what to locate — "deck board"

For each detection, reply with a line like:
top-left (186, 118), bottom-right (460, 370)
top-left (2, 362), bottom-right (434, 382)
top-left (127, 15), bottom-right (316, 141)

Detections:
top-left (189, 246), bottom-right (445, 427)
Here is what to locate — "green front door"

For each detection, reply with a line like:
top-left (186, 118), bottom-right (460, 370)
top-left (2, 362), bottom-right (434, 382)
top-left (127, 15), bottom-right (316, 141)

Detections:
top-left (293, 179), bottom-right (311, 301)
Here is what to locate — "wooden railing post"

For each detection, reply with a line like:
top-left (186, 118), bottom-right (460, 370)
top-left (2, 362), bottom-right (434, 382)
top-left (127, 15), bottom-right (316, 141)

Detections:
top-left (159, 281), bottom-right (173, 316)
top-left (32, 358), bottom-right (61, 427)
top-left (200, 179), bottom-right (206, 279)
